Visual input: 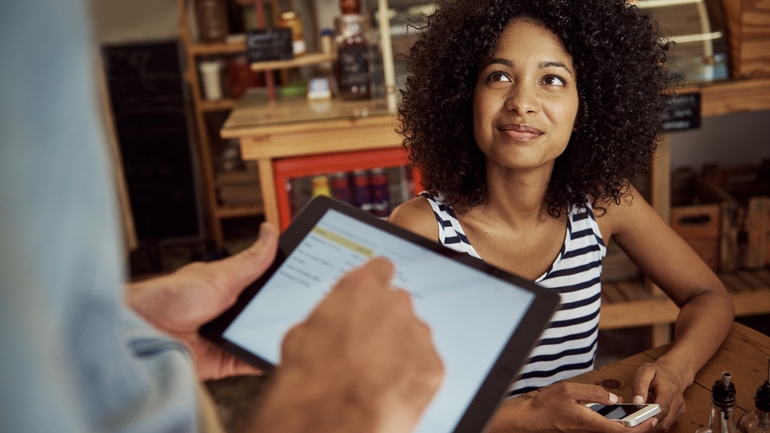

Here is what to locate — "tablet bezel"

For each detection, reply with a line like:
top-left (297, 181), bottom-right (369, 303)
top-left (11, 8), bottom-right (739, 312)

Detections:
top-left (200, 195), bottom-right (560, 433)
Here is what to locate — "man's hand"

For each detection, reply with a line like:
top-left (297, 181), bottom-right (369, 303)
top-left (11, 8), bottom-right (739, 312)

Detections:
top-left (125, 222), bottom-right (279, 380)
top-left (252, 258), bottom-right (445, 433)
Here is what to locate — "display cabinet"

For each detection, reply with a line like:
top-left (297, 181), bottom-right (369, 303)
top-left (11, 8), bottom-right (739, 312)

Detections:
top-left (274, 148), bottom-right (420, 230)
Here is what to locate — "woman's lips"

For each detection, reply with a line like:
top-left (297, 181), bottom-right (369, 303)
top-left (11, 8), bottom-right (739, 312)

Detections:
top-left (498, 124), bottom-right (543, 141)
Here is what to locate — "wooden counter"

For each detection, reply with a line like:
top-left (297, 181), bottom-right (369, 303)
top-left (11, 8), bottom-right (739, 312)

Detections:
top-left (221, 91), bottom-right (404, 227)
top-left (508, 322), bottom-right (770, 432)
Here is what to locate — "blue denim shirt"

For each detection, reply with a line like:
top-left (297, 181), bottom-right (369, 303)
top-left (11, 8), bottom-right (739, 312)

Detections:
top-left (0, 1), bottom-right (199, 431)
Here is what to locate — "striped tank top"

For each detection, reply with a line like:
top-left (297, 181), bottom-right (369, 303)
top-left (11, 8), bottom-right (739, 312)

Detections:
top-left (422, 193), bottom-right (606, 396)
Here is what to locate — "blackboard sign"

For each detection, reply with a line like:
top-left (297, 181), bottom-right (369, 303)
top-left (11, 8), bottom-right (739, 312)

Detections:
top-left (247, 28), bottom-right (293, 63)
top-left (662, 93), bottom-right (702, 132)
top-left (102, 40), bottom-right (201, 242)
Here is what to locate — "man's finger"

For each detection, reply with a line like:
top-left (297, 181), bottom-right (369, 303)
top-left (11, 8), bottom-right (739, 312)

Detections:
top-left (211, 222), bottom-right (279, 289)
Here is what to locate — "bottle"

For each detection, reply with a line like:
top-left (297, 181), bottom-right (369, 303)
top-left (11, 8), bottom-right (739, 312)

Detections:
top-left (369, 168), bottom-right (390, 217)
top-left (320, 28), bottom-right (334, 56)
top-left (697, 371), bottom-right (738, 433)
top-left (311, 175), bottom-right (332, 197)
top-left (329, 171), bottom-right (352, 203)
top-left (351, 169), bottom-right (372, 212)
top-left (738, 360), bottom-right (770, 433)
top-left (277, 11), bottom-right (306, 56)
top-left (334, 8), bottom-right (370, 100)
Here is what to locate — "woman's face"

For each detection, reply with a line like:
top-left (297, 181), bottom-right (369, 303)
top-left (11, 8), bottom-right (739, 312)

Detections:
top-left (472, 18), bottom-right (579, 174)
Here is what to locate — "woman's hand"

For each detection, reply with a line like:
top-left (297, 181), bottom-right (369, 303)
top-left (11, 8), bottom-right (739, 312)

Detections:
top-left (491, 382), bottom-right (658, 433)
top-left (632, 360), bottom-right (689, 432)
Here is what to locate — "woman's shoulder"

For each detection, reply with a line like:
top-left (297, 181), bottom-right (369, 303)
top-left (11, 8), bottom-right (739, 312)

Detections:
top-left (592, 183), bottom-right (652, 237)
top-left (388, 195), bottom-right (439, 241)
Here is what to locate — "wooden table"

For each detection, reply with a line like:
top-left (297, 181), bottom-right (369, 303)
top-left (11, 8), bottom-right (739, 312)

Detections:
top-left (514, 322), bottom-right (769, 432)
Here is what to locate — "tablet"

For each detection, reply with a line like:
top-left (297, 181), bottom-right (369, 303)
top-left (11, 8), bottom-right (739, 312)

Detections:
top-left (200, 195), bottom-right (560, 433)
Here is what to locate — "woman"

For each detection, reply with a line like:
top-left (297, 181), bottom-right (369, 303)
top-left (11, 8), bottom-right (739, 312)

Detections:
top-left (389, 0), bottom-right (734, 431)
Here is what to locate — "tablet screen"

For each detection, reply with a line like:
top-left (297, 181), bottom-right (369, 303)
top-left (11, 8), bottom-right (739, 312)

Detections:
top-left (203, 196), bottom-right (559, 433)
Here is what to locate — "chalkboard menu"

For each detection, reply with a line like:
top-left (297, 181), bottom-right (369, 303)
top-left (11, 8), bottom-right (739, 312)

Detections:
top-left (662, 93), bottom-right (702, 132)
top-left (102, 40), bottom-right (201, 241)
top-left (246, 28), bottom-right (294, 63)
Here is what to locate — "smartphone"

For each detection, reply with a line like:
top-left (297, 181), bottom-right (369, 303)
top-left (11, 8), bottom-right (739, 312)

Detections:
top-left (586, 403), bottom-right (661, 427)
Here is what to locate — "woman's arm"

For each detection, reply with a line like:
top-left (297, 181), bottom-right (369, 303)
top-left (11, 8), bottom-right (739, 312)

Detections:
top-left (602, 185), bottom-right (734, 432)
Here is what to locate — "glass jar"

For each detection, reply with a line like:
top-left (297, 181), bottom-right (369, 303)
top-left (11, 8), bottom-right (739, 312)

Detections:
top-left (195, 0), bottom-right (230, 42)
top-left (277, 11), bottom-right (306, 56)
top-left (340, 0), bottom-right (361, 14)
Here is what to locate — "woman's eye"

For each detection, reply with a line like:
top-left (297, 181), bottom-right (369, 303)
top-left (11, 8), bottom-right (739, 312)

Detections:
top-left (488, 71), bottom-right (511, 82)
top-left (543, 75), bottom-right (566, 86)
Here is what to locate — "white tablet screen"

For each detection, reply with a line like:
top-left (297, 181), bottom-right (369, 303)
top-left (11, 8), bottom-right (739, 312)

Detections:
top-left (223, 209), bottom-right (536, 433)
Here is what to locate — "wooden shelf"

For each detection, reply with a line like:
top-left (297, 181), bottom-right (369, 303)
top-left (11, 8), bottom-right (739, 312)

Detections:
top-left (680, 78), bottom-right (770, 117)
top-left (216, 204), bottom-right (265, 219)
top-left (189, 41), bottom-right (247, 56)
top-left (250, 52), bottom-right (335, 71)
top-left (178, 0), bottom-right (281, 248)
top-left (605, 76), bottom-right (770, 344)
top-left (200, 99), bottom-right (238, 112)
top-left (599, 268), bottom-right (770, 329)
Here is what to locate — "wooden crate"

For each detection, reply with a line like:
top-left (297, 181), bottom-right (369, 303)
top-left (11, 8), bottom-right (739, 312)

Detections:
top-left (671, 204), bottom-right (721, 270)
top-left (670, 168), bottom-right (739, 271)
top-left (720, 0), bottom-right (770, 79)
top-left (702, 161), bottom-right (770, 269)
top-left (744, 196), bottom-right (770, 268)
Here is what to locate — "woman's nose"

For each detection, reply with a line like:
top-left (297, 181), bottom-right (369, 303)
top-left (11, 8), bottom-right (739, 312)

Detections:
top-left (504, 83), bottom-right (539, 114)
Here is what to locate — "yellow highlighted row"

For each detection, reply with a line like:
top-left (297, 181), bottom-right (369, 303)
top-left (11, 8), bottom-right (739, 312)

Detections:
top-left (312, 226), bottom-right (373, 257)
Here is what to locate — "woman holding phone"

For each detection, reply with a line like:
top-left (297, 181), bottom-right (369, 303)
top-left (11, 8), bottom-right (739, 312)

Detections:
top-left (389, 0), bottom-right (735, 431)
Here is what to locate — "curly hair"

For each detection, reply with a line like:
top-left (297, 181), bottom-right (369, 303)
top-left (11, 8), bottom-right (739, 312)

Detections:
top-left (397, 0), bottom-right (678, 216)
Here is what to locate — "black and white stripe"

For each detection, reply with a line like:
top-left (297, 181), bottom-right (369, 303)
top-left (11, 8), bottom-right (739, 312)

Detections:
top-left (422, 193), bottom-right (606, 397)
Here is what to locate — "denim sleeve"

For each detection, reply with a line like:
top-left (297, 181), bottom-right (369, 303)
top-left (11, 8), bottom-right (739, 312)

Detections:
top-left (0, 1), bottom-right (200, 432)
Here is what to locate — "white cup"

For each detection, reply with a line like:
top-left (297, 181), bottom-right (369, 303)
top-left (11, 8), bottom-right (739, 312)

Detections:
top-left (199, 60), bottom-right (223, 100)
